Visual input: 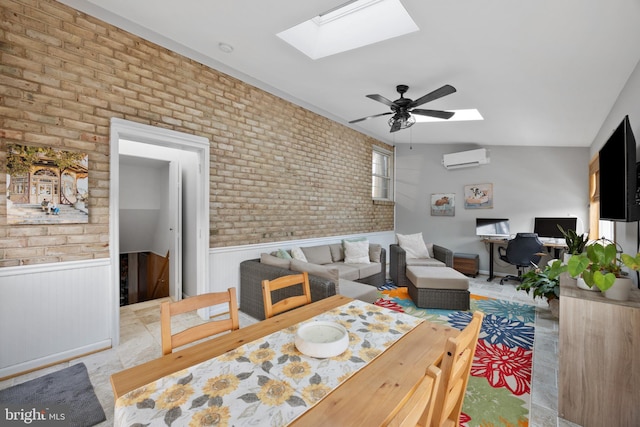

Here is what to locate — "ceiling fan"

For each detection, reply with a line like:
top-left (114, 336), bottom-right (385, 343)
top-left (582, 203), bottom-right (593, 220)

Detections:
top-left (350, 84), bottom-right (457, 132)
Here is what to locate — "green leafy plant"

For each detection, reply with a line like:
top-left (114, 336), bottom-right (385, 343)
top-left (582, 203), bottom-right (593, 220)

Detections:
top-left (517, 259), bottom-right (566, 301)
top-left (567, 239), bottom-right (640, 291)
top-left (557, 225), bottom-right (588, 255)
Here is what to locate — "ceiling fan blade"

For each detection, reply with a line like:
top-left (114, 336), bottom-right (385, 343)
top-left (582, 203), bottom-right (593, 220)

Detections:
top-left (409, 84), bottom-right (457, 108)
top-left (366, 94), bottom-right (396, 107)
top-left (349, 111), bottom-right (392, 124)
top-left (411, 109), bottom-right (455, 120)
top-left (389, 119), bottom-right (402, 132)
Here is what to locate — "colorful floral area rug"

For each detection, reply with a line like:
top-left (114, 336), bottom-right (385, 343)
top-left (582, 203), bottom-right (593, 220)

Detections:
top-left (375, 286), bottom-right (535, 427)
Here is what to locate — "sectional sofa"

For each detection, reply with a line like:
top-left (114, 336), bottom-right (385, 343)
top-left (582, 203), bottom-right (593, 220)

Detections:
top-left (239, 241), bottom-right (386, 320)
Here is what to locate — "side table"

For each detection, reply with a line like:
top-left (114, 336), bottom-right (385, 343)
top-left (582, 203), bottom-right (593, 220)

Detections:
top-left (453, 253), bottom-right (479, 277)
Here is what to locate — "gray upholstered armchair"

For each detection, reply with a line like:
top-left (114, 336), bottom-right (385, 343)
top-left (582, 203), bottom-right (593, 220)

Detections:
top-left (389, 243), bottom-right (454, 287)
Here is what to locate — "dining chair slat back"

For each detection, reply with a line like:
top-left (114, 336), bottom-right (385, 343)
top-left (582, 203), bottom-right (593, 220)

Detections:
top-left (160, 288), bottom-right (239, 355)
top-left (386, 364), bottom-right (441, 427)
top-left (431, 310), bottom-right (484, 427)
top-left (262, 272), bottom-right (312, 319)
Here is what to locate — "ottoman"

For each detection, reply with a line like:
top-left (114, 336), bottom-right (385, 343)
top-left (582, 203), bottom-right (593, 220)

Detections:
top-left (338, 279), bottom-right (379, 304)
top-left (406, 266), bottom-right (470, 310)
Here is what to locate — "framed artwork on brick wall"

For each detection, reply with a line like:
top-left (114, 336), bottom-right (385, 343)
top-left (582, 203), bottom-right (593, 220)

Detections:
top-left (430, 193), bottom-right (455, 216)
top-left (464, 183), bottom-right (493, 209)
top-left (6, 144), bottom-right (89, 225)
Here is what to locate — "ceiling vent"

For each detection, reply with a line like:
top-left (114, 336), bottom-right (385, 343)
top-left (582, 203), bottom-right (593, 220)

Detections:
top-left (442, 148), bottom-right (490, 170)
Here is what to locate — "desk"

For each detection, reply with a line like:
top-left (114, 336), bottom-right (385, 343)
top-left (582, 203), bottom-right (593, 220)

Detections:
top-left (483, 238), bottom-right (567, 282)
top-left (111, 295), bottom-right (458, 426)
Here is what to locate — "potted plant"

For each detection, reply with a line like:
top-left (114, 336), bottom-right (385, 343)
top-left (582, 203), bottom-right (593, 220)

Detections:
top-left (517, 259), bottom-right (565, 316)
top-left (557, 225), bottom-right (588, 257)
top-left (567, 238), bottom-right (640, 301)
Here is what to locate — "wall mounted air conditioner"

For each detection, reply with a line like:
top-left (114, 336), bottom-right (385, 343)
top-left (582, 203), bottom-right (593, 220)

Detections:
top-left (442, 148), bottom-right (490, 170)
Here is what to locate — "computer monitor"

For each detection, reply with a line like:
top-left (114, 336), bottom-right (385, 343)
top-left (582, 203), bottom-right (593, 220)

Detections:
top-left (533, 217), bottom-right (577, 238)
top-left (476, 218), bottom-right (510, 238)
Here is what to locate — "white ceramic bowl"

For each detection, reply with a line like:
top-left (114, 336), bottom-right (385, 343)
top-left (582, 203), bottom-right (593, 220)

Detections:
top-left (295, 321), bottom-right (349, 358)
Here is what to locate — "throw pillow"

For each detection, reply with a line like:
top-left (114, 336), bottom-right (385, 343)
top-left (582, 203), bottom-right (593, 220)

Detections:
top-left (342, 237), bottom-right (366, 254)
top-left (276, 248), bottom-right (292, 259)
top-left (329, 243), bottom-right (344, 262)
top-left (260, 253), bottom-right (291, 269)
top-left (291, 247), bottom-right (308, 262)
top-left (426, 242), bottom-right (435, 258)
top-left (344, 239), bottom-right (371, 264)
top-left (397, 232), bottom-right (431, 259)
top-left (369, 243), bottom-right (382, 263)
top-left (301, 245), bottom-right (333, 265)
top-left (290, 259), bottom-right (340, 284)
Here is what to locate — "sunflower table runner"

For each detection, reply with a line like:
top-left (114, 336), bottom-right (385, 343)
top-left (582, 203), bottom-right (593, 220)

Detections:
top-left (114, 300), bottom-right (424, 427)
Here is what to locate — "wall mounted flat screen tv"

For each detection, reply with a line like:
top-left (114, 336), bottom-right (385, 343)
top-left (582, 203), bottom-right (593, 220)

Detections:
top-left (534, 217), bottom-right (577, 238)
top-left (599, 115), bottom-right (639, 222)
top-left (476, 218), bottom-right (510, 238)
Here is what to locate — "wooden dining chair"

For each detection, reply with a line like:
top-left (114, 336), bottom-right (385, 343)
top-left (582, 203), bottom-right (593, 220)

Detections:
top-left (261, 272), bottom-right (312, 319)
top-left (430, 310), bottom-right (484, 427)
top-left (386, 364), bottom-right (441, 427)
top-left (160, 287), bottom-right (239, 355)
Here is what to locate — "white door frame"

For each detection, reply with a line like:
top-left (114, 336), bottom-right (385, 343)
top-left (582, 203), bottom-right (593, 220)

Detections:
top-left (109, 118), bottom-right (210, 347)
top-left (168, 160), bottom-right (182, 301)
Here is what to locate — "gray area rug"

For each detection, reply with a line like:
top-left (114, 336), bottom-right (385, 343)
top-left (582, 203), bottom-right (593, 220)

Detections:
top-left (0, 363), bottom-right (106, 426)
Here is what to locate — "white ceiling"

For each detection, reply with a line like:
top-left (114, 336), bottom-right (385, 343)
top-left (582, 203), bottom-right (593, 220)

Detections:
top-left (58, 0), bottom-right (640, 147)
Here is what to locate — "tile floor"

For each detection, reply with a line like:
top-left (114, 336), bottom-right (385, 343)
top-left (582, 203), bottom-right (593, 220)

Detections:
top-left (0, 275), bottom-right (581, 427)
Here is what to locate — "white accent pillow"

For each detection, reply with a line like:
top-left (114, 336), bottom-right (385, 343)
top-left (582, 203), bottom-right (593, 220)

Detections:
top-left (344, 239), bottom-right (371, 264)
top-left (397, 233), bottom-right (431, 259)
top-left (291, 247), bottom-right (307, 262)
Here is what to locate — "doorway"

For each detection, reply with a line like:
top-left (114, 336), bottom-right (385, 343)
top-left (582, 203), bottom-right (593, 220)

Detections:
top-left (109, 118), bottom-right (210, 347)
top-left (118, 154), bottom-right (180, 304)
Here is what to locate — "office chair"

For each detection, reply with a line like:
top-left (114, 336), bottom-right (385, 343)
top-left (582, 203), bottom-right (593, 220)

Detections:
top-left (497, 233), bottom-right (544, 285)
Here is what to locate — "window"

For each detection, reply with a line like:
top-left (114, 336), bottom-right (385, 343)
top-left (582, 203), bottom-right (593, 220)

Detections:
top-left (588, 154), bottom-right (600, 240)
top-left (589, 153), bottom-right (615, 241)
top-left (276, 0), bottom-right (418, 60)
top-left (372, 147), bottom-right (393, 200)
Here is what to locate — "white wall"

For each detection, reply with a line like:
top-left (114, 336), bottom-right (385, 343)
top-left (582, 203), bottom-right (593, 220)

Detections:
top-left (590, 58), bottom-right (640, 266)
top-left (0, 260), bottom-right (111, 377)
top-left (395, 143), bottom-right (590, 274)
top-left (119, 158), bottom-right (168, 254)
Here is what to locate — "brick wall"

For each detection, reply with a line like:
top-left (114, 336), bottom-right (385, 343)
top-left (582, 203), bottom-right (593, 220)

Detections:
top-left (0, 0), bottom-right (394, 267)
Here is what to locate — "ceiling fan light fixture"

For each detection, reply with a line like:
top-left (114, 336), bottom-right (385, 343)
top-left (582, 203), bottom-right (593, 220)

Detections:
top-left (388, 114), bottom-right (415, 132)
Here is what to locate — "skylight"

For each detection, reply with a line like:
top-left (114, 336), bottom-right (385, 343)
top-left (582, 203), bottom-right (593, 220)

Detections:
top-left (414, 109), bottom-right (484, 123)
top-left (277, 0), bottom-right (419, 60)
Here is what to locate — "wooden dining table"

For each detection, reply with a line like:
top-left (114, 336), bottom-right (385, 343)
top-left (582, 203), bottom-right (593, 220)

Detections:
top-left (111, 294), bottom-right (459, 426)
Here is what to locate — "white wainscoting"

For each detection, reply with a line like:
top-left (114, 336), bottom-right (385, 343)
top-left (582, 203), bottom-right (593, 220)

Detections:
top-left (208, 231), bottom-right (395, 315)
top-left (0, 259), bottom-right (113, 378)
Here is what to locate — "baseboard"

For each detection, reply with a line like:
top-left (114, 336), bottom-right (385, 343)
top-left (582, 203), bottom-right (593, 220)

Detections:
top-left (0, 340), bottom-right (111, 380)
